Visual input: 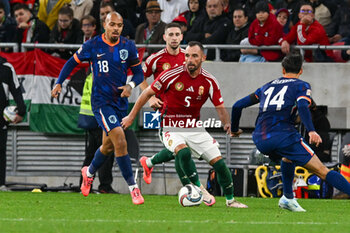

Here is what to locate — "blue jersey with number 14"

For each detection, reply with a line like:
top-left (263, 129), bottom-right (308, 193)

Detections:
top-left (73, 34), bottom-right (140, 112)
top-left (253, 77), bottom-right (312, 144)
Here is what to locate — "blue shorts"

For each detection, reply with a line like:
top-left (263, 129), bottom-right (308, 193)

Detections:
top-left (254, 135), bottom-right (314, 166)
top-left (93, 105), bottom-right (126, 135)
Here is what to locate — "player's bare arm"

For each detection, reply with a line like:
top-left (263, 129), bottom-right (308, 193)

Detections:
top-left (121, 86), bottom-right (156, 129)
top-left (139, 79), bottom-right (163, 108)
top-left (51, 84), bottom-right (62, 98)
top-left (215, 103), bottom-right (231, 134)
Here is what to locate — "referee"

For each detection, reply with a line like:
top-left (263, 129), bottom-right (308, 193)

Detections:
top-left (0, 56), bottom-right (26, 191)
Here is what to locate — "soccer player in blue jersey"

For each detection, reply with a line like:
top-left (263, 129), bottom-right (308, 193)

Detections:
top-left (51, 12), bottom-right (145, 205)
top-left (231, 52), bottom-right (350, 212)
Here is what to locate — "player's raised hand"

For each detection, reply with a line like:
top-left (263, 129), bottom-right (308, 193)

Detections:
top-left (148, 96), bottom-right (163, 109)
top-left (231, 129), bottom-right (243, 137)
top-left (119, 85), bottom-right (132, 98)
top-left (308, 131), bottom-right (322, 147)
top-left (51, 84), bottom-right (62, 98)
top-left (121, 115), bottom-right (134, 130)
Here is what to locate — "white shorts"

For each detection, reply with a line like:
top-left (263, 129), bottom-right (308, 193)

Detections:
top-left (159, 128), bottom-right (221, 163)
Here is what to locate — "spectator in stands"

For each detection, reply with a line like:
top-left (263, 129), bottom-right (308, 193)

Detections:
top-left (280, 1), bottom-right (333, 62)
top-left (158, 0), bottom-right (188, 23)
top-left (239, 37), bottom-right (266, 62)
top-left (275, 8), bottom-right (290, 35)
top-left (0, 2), bottom-right (17, 44)
top-left (185, 0), bottom-right (231, 60)
top-left (244, 0), bottom-right (260, 23)
top-left (327, 0), bottom-right (350, 44)
top-left (182, 0), bottom-right (206, 32)
top-left (79, 15), bottom-right (97, 43)
top-left (172, 15), bottom-right (188, 41)
top-left (0, 0), bottom-right (10, 17)
top-left (309, 0), bottom-right (337, 36)
top-left (13, 4), bottom-right (50, 49)
top-left (49, 6), bottom-right (82, 59)
top-left (126, 0), bottom-right (148, 27)
top-left (248, 0), bottom-right (283, 62)
top-left (274, 0), bottom-right (301, 26)
top-left (70, 0), bottom-right (93, 21)
top-left (221, 7), bottom-right (250, 61)
top-left (0, 56), bottom-right (26, 192)
top-left (98, 2), bottom-right (135, 39)
top-left (37, 0), bottom-right (71, 30)
top-left (135, 0), bottom-right (166, 56)
top-left (341, 37), bottom-right (350, 61)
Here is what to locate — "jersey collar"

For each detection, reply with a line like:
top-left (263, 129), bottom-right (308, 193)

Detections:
top-left (102, 33), bottom-right (120, 46)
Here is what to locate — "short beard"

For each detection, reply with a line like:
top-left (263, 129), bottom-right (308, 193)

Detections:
top-left (170, 45), bottom-right (179, 50)
top-left (187, 65), bottom-right (198, 75)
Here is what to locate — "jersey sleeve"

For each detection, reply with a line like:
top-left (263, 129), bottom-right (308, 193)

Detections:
top-left (254, 87), bottom-right (262, 100)
top-left (73, 40), bottom-right (93, 63)
top-left (142, 54), bottom-right (155, 78)
top-left (150, 69), bottom-right (170, 94)
top-left (209, 78), bottom-right (224, 106)
top-left (127, 40), bottom-right (141, 68)
top-left (296, 81), bottom-right (312, 105)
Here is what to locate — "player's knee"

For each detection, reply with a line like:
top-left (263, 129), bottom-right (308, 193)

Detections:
top-left (100, 145), bottom-right (114, 155)
top-left (209, 156), bottom-right (222, 166)
top-left (114, 137), bottom-right (127, 151)
top-left (176, 147), bottom-right (191, 161)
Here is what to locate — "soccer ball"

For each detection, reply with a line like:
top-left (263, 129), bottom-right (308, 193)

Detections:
top-left (178, 184), bottom-right (203, 207)
top-left (3, 106), bottom-right (17, 122)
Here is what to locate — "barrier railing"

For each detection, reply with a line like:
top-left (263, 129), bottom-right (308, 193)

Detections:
top-left (0, 43), bottom-right (19, 52)
top-left (18, 43), bottom-right (350, 62)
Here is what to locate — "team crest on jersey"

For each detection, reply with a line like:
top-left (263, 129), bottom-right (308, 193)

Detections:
top-left (119, 49), bottom-right (128, 61)
top-left (162, 63), bottom-right (171, 70)
top-left (108, 115), bottom-right (117, 124)
top-left (168, 139), bottom-right (173, 147)
top-left (175, 82), bottom-right (184, 91)
top-left (198, 86), bottom-right (204, 95)
top-left (153, 81), bottom-right (162, 90)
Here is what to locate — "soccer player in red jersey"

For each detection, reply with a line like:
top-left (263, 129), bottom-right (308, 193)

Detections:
top-left (139, 23), bottom-right (216, 205)
top-left (123, 41), bottom-right (247, 208)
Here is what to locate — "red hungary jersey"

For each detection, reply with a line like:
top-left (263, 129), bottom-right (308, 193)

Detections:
top-left (150, 65), bottom-right (224, 127)
top-left (143, 48), bottom-right (186, 80)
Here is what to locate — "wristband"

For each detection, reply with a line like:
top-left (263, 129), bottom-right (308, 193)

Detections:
top-left (128, 81), bottom-right (136, 89)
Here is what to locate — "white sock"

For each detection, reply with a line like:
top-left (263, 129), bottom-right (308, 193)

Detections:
top-left (86, 166), bottom-right (94, 178)
top-left (146, 158), bottom-right (153, 168)
top-left (129, 184), bottom-right (138, 192)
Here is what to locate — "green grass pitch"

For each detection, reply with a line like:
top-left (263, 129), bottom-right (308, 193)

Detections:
top-left (0, 192), bottom-right (349, 233)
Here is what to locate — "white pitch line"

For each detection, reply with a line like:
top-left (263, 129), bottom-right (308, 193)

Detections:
top-left (0, 218), bottom-right (344, 225)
